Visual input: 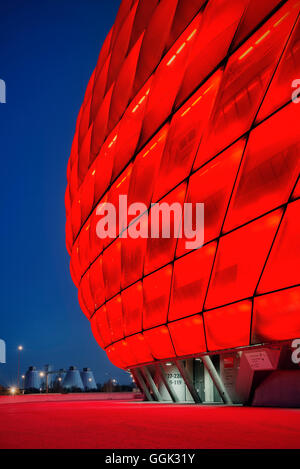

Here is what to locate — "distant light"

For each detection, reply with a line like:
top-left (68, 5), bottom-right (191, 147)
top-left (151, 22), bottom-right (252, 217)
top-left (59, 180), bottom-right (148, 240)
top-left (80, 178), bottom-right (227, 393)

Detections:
top-left (88, 378), bottom-right (92, 382)
top-left (18, 345), bottom-right (23, 351)
top-left (187, 29), bottom-right (197, 42)
top-left (274, 11), bottom-right (290, 28)
top-left (176, 42), bottom-right (186, 54)
top-left (10, 387), bottom-right (16, 395)
top-left (167, 55), bottom-right (176, 66)
top-left (58, 377), bottom-right (62, 382)
top-left (181, 107), bottom-right (191, 117)
top-left (21, 375), bottom-right (25, 379)
top-left (255, 30), bottom-right (271, 45)
top-left (165, 362), bottom-right (172, 366)
top-left (39, 372), bottom-right (45, 377)
top-left (239, 46), bottom-right (254, 61)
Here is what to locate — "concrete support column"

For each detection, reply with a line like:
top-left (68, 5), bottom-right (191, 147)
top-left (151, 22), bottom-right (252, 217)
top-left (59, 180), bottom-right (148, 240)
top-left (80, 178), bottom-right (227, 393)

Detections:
top-left (143, 366), bottom-right (162, 402)
top-left (157, 364), bottom-right (179, 403)
top-left (204, 365), bottom-right (214, 403)
top-left (202, 355), bottom-right (233, 404)
top-left (132, 368), bottom-right (153, 401)
top-left (175, 360), bottom-right (202, 404)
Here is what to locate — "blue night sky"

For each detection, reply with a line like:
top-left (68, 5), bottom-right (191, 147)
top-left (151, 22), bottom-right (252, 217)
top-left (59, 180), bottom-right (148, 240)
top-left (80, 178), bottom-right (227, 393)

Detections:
top-left (0, 0), bottom-right (131, 386)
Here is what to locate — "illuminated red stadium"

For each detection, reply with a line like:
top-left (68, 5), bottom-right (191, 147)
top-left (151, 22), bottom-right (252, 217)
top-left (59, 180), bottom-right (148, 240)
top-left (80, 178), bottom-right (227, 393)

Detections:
top-left (65, 0), bottom-right (300, 404)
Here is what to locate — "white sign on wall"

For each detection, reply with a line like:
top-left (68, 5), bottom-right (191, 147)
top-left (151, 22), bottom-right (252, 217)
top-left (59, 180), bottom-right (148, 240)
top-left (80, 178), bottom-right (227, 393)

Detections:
top-left (245, 350), bottom-right (274, 370)
top-left (0, 339), bottom-right (6, 363)
top-left (158, 365), bottom-right (187, 401)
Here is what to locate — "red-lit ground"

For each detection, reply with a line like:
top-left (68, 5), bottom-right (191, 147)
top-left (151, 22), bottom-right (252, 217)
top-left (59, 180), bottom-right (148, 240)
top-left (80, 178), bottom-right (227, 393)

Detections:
top-left (0, 394), bottom-right (299, 449)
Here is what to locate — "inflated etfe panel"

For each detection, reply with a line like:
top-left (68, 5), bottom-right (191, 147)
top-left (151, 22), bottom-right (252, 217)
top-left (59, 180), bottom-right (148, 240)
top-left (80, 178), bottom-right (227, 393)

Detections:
top-left (65, 0), bottom-right (300, 369)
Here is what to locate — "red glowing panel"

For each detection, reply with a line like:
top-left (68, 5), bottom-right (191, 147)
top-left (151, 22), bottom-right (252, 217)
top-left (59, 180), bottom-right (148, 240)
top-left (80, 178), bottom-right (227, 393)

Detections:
top-left (168, 315), bottom-right (207, 356)
top-left (121, 282), bottom-right (143, 336)
top-left (143, 326), bottom-right (175, 360)
top-left (133, 0), bottom-right (178, 96)
top-left (144, 183), bottom-right (187, 275)
top-left (90, 54), bottom-right (110, 123)
top-left (232, 0), bottom-right (284, 49)
top-left (65, 215), bottom-right (73, 256)
top-left (106, 344), bottom-right (127, 369)
top-left (79, 271), bottom-right (94, 318)
top-left (204, 300), bottom-right (252, 351)
top-left (78, 125), bottom-right (92, 186)
top-left (106, 296), bottom-right (124, 342)
top-left (167, 0), bottom-right (206, 51)
top-left (121, 215), bottom-right (148, 289)
top-left (78, 167), bottom-right (95, 222)
top-left (89, 201), bottom-right (106, 263)
top-left (78, 96), bottom-right (92, 152)
top-left (65, 184), bottom-right (71, 217)
top-left (140, 15), bottom-right (202, 145)
top-left (105, 3), bottom-right (138, 97)
top-left (105, 165), bottom-right (132, 246)
top-left (109, 34), bottom-right (143, 130)
top-left (90, 313), bottom-right (105, 349)
top-left (154, 70), bottom-right (222, 199)
top-left (169, 242), bottom-right (217, 321)
top-left (128, 125), bottom-right (168, 209)
top-left (205, 211), bottom-right (282, 310)
top-left (89, 257), bottom-right (105, 310)
top-left (112, 80), bottom-right (152, 180)
top-left (177, 140), bottom-right (244, 256)
top-left (125, 334), bottom-right (154, 364)
top-left (252, 287), bottom-right (300, 344)
top-left (176, 0), bottom-right (248, 107)
top-left (143, 265), bottom-right (173, 329)
top-left (70, 239), bottom-right (81, 285)
top-left (70, 198), bottom-right (82, 240)
top-left (93, 305), bottom-right (112, 347)
top-left (102, 240), bottom-right (122, 300)
top-left (92, 142), bottom-right (114, 204)
top-left (78, 222), bottom-right (91, 274)
top-left (66, 0), bottom-right (300, 369)
top-left (128, 0), bottom-right (159, 52)
top-left (224, 103), bottom-right (300, 232)
top-left (111, 339), bottom-right (137, 368)
top-left (257, 15), bottom-right (300, 122)
top-left (90, 86), bottom-right (113, 160)
top-left (258, 200), bottom-right (300, 294)
top-left (197, 1), bottom-right (299, 164)
top-left (78, 287), bottom-right (89, 320)
top-left (292, 179), bottom-right (300, 200)
top-left (69, 257), bottom-right (79, 289)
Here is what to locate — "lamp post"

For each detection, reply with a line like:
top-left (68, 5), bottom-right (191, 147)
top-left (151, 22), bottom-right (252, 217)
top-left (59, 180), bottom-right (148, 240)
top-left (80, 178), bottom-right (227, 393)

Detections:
top-left (21, 375), bottom-right (25, 394)
top-left (17, 345), bottom-right (23, 390)
top-left (39, 371), bottom-right (49, 393)
top-left (39, 372), bottom-right (45, 392)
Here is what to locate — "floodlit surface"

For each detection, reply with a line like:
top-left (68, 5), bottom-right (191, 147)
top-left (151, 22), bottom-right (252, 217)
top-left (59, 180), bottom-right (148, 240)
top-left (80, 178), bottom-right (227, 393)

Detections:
top-left (65, 0), bottom-right (300, 370)
top-left (0, 394), bottom-right (299, 449)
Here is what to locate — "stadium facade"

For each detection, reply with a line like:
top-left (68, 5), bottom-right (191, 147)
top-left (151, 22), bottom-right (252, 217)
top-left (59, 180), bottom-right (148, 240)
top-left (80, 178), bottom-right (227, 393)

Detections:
top-left (65, 0), bottom-right (300, 405)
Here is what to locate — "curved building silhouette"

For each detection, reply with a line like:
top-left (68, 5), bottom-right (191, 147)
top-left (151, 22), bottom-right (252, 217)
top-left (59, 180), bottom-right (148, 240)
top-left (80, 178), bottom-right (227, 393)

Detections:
top-left (65, 0), bottom-right (300, 404)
